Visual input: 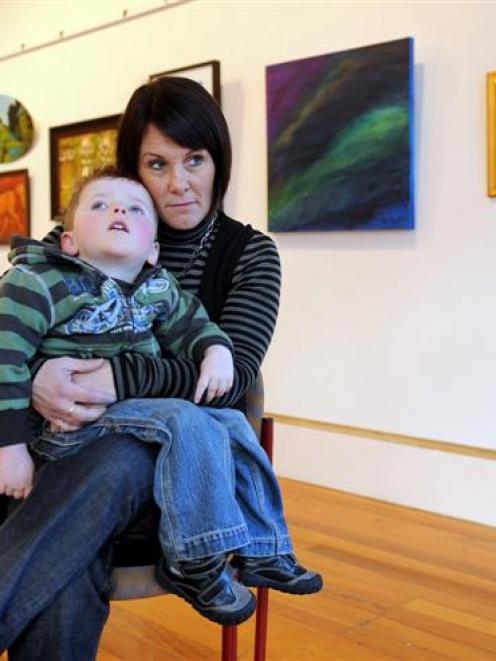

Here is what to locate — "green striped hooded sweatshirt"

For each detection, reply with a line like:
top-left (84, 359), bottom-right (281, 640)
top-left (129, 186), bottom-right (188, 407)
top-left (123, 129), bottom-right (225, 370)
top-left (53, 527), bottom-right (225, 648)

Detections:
top-left (0, 237), bottom-right (231, 447)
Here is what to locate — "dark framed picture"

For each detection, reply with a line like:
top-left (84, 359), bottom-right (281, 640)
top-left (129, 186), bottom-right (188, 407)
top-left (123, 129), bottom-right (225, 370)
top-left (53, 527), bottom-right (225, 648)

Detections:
top-left (150, 60), bottom-right (221, 103)
top-left (50, 114), bottom-right (120, 219)
top-left (0, 168), bottom-right (30, 244)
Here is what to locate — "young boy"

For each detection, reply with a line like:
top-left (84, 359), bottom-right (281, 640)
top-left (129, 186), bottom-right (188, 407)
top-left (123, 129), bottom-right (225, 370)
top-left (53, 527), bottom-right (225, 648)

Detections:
top-left (0, 169), bottom-right (322, 625)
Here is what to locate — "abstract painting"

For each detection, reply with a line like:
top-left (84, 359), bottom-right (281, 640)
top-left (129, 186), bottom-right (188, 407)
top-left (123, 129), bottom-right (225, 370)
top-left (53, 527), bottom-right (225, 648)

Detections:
top-left (50, 114), bottom-right (120, 218)
top-left (266, 38), bottom-right (414, 231)
top-left (0, 169), bottom-right (30, 244)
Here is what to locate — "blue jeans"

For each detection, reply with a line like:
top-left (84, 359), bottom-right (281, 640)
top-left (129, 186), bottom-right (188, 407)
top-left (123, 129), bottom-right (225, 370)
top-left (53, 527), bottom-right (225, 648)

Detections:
top-left (0, 432), bottom-right (156, 655)
top-left (7, 552), bottom-right (113, 661)
top-left (33, 398), bottom-right (292, 560)
top-left (1, 400), bottom-right (291, 654)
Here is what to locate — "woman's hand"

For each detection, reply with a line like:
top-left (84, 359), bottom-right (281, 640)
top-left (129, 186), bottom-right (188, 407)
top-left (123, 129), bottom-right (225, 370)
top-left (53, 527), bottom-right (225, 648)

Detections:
top-left (32, 357), bottom-right (117, 429)
top-left (72, 359), bottom-right (116, 399)
top-left (195, 345), bottom-right (234, 404)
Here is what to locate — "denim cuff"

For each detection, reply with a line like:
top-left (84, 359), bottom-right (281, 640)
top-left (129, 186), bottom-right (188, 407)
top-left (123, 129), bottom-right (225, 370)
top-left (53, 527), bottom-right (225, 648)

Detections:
top-left (161, 523), bottom-right (251, 562)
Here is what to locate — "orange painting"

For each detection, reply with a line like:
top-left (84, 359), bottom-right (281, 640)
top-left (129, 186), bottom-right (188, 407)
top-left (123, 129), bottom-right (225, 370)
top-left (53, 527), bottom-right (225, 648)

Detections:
top-left (0, 169), bottom-right (29, 244)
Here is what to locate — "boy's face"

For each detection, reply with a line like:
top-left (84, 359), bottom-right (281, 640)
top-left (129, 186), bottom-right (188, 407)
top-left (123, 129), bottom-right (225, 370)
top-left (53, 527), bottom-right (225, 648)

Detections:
top-left (61, 178), bottom-right (159, 273)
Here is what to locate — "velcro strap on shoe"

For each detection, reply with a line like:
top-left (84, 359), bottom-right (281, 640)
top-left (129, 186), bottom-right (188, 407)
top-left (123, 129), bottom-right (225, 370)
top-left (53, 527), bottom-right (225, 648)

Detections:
top-left (199, 568), bottom-right (232, 605)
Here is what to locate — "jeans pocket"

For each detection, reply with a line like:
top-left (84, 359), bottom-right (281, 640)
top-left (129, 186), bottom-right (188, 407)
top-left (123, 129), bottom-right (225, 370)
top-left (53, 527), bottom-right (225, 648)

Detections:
top-left (31, 425), bottom-right (99, 460)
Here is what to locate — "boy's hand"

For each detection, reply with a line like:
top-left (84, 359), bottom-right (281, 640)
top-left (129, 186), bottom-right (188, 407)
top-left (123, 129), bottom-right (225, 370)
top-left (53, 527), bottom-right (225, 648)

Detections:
top-left (0, 443), bottom-right (35, 500)
top-left (194, 345), bottom-right (234, 404)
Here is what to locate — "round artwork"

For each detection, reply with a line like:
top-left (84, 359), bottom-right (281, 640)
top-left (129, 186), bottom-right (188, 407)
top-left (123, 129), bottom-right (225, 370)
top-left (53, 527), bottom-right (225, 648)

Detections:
top-left (0, 95), bottom-right (34, 163)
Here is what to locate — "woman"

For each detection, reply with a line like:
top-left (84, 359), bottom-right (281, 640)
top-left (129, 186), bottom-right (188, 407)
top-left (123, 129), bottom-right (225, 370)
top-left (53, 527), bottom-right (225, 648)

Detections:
top-left (0, 77), bottom-right (301, 658)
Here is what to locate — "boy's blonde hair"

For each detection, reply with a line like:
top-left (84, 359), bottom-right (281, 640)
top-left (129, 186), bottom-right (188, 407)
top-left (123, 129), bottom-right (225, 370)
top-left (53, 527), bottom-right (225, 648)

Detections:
top-left (62, 166), bottom-right (156, 230)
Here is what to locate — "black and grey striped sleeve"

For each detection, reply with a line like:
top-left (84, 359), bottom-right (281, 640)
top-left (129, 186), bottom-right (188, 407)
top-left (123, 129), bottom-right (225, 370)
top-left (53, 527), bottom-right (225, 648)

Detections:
top-left (110, 232), bottom-right (281, 406)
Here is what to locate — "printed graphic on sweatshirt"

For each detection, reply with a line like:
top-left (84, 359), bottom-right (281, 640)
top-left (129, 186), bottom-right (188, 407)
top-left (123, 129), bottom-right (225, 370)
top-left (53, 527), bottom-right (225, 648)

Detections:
top-left (63, 277), bottom-right (170, 335)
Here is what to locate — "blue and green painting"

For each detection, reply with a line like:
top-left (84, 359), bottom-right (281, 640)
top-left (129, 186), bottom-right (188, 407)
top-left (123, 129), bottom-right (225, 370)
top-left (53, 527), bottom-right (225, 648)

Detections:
top-left (266, 38), bottom-right (414, 231)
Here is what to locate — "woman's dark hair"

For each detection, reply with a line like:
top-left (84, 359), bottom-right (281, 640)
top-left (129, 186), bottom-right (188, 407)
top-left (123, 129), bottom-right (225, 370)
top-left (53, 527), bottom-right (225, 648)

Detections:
top-left (117, 76), bottom-right (232, 216)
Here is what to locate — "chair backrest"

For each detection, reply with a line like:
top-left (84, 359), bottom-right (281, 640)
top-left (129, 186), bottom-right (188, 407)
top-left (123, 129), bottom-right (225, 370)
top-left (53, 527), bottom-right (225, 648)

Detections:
top-left (244, 372), bottom-right (264, 440)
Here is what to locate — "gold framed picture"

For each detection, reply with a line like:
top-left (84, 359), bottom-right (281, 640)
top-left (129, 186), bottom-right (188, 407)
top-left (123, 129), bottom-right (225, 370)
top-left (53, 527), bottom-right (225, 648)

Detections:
top-left (49, 114), bottom-right (120, 219)
top-left (487, 71), bottom-right (496, 196)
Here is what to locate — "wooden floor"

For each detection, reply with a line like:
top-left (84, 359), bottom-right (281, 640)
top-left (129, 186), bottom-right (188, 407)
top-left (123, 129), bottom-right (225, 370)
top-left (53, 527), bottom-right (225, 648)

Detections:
top-left (99, 479), bottom-right (496, 660)
top-left (4, 478), bottom-right (496, 659)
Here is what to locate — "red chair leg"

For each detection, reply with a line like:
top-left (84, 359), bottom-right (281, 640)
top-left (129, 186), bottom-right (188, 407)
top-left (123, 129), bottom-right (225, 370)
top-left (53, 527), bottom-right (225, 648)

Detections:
top-left (222, 624), bottom-right (238, 661)
top-left (260, 417), bottom-right (274, 461)
top-left (253, 417), bottom-right (273, 661)
top-left (254, 587), bottom-right (269, 661)
top-left (221, 417), bottom-right (274, 661)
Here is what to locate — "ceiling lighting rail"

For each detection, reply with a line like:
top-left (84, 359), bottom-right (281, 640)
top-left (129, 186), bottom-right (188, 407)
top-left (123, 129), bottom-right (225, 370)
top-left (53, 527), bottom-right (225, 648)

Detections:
top-left (0, 0), bottom-right (196, 63)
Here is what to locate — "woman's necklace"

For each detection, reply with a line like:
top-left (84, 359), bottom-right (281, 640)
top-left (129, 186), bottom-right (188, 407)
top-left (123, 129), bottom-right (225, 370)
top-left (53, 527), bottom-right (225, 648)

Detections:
top-left (179, 213), bottom-right (218, 278)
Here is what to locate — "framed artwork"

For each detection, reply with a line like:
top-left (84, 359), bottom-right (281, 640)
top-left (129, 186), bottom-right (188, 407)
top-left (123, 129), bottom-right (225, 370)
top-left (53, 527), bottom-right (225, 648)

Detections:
top-left (487, 71), bottom-right (496, 196)
top-left (266, 38), bottom-right (415, 231)
top-left (50, 114), bottom-right (120, 218)
top-left (149, 60), bottom-right (221, 103)
top-left (0, 168), bottom-right (30, 244)
top-left (0, 95), bottom-right (34, 164)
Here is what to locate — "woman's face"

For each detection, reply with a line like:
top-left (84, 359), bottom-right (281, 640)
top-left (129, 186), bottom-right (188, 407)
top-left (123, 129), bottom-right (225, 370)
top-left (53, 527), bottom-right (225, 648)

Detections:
top-left (138, 124), bottom-right (216, 231)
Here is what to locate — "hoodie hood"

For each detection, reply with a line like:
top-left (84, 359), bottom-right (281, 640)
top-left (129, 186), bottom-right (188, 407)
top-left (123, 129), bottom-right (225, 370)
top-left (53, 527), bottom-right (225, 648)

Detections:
top-left (8, 234), bottom-right (162, 288)
top-left (10, 235), bottom-right (74, 267)
top-left (8, 235), bottom-right (100, 276)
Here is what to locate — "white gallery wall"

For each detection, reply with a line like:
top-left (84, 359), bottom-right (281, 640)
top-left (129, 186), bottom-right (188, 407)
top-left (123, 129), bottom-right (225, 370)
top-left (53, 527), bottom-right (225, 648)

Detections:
top-left (0, 0), bottom-right (495, 525)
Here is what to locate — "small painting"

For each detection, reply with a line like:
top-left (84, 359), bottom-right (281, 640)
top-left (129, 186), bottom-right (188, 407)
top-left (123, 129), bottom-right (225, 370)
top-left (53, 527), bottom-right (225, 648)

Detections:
top-left (0, 169), bottom-right (30, 244)
top-left (266, 38), bottom-right (414, 231)
top-left (0, 95), bottom-right (34, 163)
top-left (150, 60), bottom-right (221, 103)
top-left (50, 114), bottom-right (120, 218)
top-left (487, 71), bottom-right (496, 196)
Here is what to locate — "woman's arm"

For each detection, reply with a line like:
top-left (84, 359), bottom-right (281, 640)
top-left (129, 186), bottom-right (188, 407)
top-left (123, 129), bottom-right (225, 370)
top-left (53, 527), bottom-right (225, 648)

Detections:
top-left (110, 232), bottom-right (281, 407)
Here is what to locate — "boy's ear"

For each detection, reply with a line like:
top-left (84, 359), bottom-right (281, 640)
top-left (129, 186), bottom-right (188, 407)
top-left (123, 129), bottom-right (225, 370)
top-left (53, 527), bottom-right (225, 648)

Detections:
top-left (146, 240), bottom-right (160, 266)
top-left (60, 231), bottom-right (79, 256)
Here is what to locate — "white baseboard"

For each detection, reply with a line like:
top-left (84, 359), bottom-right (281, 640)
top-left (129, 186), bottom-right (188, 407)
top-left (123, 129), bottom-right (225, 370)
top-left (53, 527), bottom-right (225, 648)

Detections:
top-left (273, 422), bottom-right (496, 527)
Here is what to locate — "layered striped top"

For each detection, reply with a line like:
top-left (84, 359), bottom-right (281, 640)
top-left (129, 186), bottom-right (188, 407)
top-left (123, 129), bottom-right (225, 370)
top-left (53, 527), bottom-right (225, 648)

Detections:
top-left (45, 212), bottom-right (281, 407)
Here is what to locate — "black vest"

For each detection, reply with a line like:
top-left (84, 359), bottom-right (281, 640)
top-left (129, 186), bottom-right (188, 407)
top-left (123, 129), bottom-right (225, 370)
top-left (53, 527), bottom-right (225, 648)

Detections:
top-left (198, 213), bottom-right (256, 414)
top-left (198, 212), bottom-right (256, 324)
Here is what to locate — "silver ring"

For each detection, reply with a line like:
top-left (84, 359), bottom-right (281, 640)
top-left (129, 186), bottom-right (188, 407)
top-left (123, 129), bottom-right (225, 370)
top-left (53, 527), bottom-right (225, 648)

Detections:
top-left (67, 404), bottom-right (76, 416)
